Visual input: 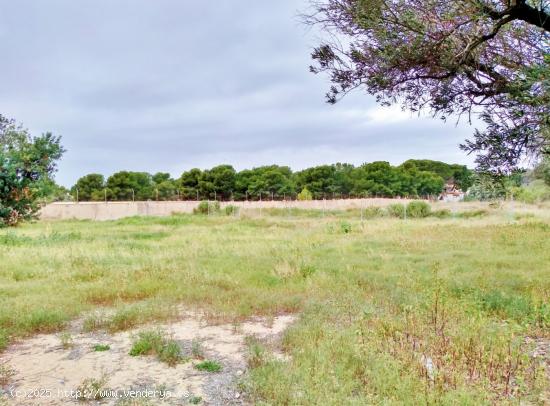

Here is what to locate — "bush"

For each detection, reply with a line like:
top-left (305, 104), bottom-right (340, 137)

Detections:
top-left (193, 200), bottom-right (220, 215)
top-left (195, 360), bottom-right (222, 373)
top-left (129, 329), bottom-right (184, 366)
top-left (363, 206), bottom-right (383, 219)
top-left (297, 187), bottom-right (313, 201)
top-left (386, 203), bottom-right (405, 218)
top-left (224, 205), bottom-right (239, 216)
top-left (340, 221), bottom-right (352, 234)
top-left (431, 209), bottom-right (452, 218)
top-left (406, 201), bottom-right (431, 218)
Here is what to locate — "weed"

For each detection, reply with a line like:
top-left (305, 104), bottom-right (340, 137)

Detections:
top-left (246, 337), bottom-right (267, 369)
top-left (193, 201), bottom-right (220, 215)
top-left (191, 339), bottom-right (205, 359)
top-left (129, 330), bottom-right (184, 366)
top-left (194, 360), bottom-right (222, 373)
top-left (189, 396), bottom-right (203, 404)
top-left (224, 205), bottom-right (239, 216)
top-left (406, 201), bottom-right (431, 218)
top-left (340, 221), bottom-right (352, 234)
top-left (59, 332), bottom-right (73, 349)
top-left (0, 363), bottom-right (15, 386)
top-left (0, 330), bottom-right (8, 352)
top-left (299, 265), bottom-right (317, 279)
top-left (75, 374), bottom-right (108, 401)
top-left (431, 209), bottom-right (452, 218)
top-left (386, 203), bottom-right (405, 218)
top-left (92, 344), bottom-right (110, 352)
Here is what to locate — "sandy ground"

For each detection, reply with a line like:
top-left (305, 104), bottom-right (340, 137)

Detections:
top-left (0, 313), bottom-right (296, 405)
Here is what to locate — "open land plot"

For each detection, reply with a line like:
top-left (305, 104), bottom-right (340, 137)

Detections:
top-left (0, 206), bottom-right (549, 404)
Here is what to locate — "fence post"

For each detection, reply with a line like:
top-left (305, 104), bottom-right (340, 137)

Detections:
top-left (76, 188), bottom-right (79, 203)
top-left (104, 189), bottom-right (107, 203)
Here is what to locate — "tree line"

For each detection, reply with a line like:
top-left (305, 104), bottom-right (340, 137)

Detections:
top-left (71, 160), bottom-right (473, 202)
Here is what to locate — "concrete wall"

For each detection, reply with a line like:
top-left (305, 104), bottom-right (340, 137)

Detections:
top-left (40, 199), bottom-right (495, 221)
top-left (40, 199), bottom-right (418, 221)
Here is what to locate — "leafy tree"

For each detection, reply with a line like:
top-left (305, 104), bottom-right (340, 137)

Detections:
top-left (235, 165), bottom-right (295, 199)
top-left (294, 165), bottom-right (337, 199)
top-left (106, 171), bottom-right (153, 201)
top-left (179, 168), bottom-right (203, 199)
top-left (199, 165), bottom-right (236, 200)
top-left (72, 174), bottom-right (105, 201)
top-left (0, 115), bottom-right (64, 226)
top-left (308, 0), bottom-right (550, 172)
top-left (401, 160), bottom-right (474, 190)
top-left (152, 172), bottom-right (178, 200)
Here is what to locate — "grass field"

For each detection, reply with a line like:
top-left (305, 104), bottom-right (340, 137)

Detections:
top-left (1, 207), bottom-right (549, 404)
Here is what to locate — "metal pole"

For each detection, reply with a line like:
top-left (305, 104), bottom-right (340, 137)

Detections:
top-left (132, 189), bottom-right (135, 202)
top-left (104, 189), bottom-right (107, 203)
top-left (76, 188), bottom-right (79, 203)
top-left (196, 190), bottom-right (199, 201)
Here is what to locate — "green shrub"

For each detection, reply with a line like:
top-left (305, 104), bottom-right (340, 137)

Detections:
top-left (340, 221), bottom-right (352, 234)
top-left (456, 209), bottom-right (488, 219)
top-left (93, 344), bottom-right (110, 352)
top-left (406, 201), bottom-right (431, 218)
top-left (363, 206), bottom-right (383, 219)
top-left (386, 203), bottom-right (405, 218)
top-left (194, 360), bottom-right (222, 373)
top-left (297, 188), bottom-right (313, 201)
top-left (129, 330), bottom-right (184, 366)
top-left (224, 205), bottom-right (239, 216)
top-left (193, 200), bottom-right (220, 215)
top-left (431, 209), bottom-right (452, 218)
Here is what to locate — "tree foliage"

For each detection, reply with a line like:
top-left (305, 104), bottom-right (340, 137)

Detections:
top-left (72, 160), bottom-right (469, 201)
top-left (307, 0), bottom-right (550, 172)
top-left (0, 115), bottom-right (64, 226)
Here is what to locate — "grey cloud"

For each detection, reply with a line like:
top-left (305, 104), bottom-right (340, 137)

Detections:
top-left (0, 0), bottom-right (475, 186)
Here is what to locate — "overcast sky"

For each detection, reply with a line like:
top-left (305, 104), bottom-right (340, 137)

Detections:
top-left (1, 0), bottom-right (476, 186)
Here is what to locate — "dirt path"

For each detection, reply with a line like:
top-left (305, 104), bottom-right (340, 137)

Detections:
top-left (0, 314), bottom-right (296, 405)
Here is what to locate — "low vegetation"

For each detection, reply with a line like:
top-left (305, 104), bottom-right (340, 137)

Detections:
top-left (129, 330), bottom-right (185, 367)
top-left (0, 206), bottom-right (548, 403)
top-left (194, 360), bottom-right (222, 373)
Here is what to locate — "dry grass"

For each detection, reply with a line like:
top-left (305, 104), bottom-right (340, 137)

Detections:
top-left (1, 205), bottom-right (549, 404)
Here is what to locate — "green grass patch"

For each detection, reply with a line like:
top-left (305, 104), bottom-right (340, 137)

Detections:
top-left (194, 360), bottom-right (222, 373)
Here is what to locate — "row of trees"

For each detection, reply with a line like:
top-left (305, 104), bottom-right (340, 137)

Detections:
top-left (71, 160), bottom-right (473, 201)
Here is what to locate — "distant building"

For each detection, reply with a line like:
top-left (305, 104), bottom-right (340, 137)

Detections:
top-left (439, 180), bottom-right (465, 202)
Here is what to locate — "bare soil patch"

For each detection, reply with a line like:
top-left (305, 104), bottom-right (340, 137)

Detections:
top-left (0, 313), bottom-right (296, 405)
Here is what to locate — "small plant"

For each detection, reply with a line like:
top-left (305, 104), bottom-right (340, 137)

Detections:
top-left (0, 362), bottom-right (16, 386)
top-left (189, 396), bottom-right (203, 404)
top-left (386, 203), bottom-right (405, 218)
top-left (246, 337), bottom-right (267, 369)
top-left (59, 332), bottom-right (74, 349)
top-left (224, 205), bottom-right (239, 216)
top-left (75, 374), bottom-right (108, 401)
top-left (363, 206), bottom-right (383, 219)
top-left (0, 330), bottom-right (8, 352)
top-left (300, 264), bottom-right (317, 279)
top-left (340, 221), bottom-right (352, 234)
top-left (193, 200), bottom-right (220, 215)
top-left (129, 330), bottom-right (184, 366)
top-left (92, 344), bottom-right (110, 352)
top-left (158, 341), bottom-right (186, 367)
top-left (191, 339), bottom-right (205, 359)
top-left (194, 360), bottom-right (222, 373)
top-left (406, 201), bottom-right (431, 218)
top-left (431, 209), bottom-right (452, 218)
